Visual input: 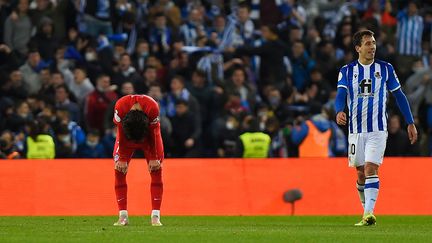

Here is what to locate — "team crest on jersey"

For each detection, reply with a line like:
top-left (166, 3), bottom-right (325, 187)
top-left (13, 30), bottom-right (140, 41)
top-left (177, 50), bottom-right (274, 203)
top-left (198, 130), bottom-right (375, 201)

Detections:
top-left (374, 72), bottom-right (381, 79)
top-left (354, 74), bottom-right (357, 79)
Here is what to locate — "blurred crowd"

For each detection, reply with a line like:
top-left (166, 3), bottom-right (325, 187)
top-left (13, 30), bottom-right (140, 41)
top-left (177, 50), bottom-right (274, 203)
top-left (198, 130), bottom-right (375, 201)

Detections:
top-left (1, 0), bottom-right (432, 159)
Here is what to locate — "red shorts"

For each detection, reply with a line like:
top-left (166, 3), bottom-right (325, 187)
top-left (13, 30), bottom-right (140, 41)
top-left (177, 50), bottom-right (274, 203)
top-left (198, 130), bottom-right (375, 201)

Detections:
top-left (113, 139), bottom-right (164, 163)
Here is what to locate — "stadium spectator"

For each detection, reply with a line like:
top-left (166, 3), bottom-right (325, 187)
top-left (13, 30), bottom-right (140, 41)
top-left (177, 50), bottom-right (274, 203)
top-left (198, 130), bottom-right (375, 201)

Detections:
top-left (169, 99), bottom-right (201, 157)
top-left (217, 114), bottom-right (240, 158)
top-left (265, 116), bottom-right (288, 158)
top-left (115, 11), bottom-right (138, 55)
top-left (54, 85), bottom-right (80, 123)
top-left (29, 16), bottom-right (58, 61)
top-left (76, 129), bottom-right (106, 158)
top-left (134, 65), bottom-right (157, 94)
top-left (404, 63), bottom-right (431, 117)
top-left (25, 118), bottom-right (55, 159)
top-left (85, 74), bottom-right (118, 135)
top-left (161, 75), bottom-right (200, 120)
top-left (0, 0), bottom-right (14, 44)
top-left (0, 130), bottom-right (21, 159)
top-left (131, 39), bottom-right (150, 73)
top-left (291, 111), bottom-right (332, 158)
top-left (38, 70), bottom-right (64, 104)
top-left (101, 124), bottom-right (116, 158)
top-left (221, 3), bottom-right (255, 49)
top-left (53, 107), bottom-right (86, 155)
top-left (290, 40), bottom-right (316, 92)
top-left (147, 83), bottom-right (173, 157)
top-left (3, 0), bottom-right (32, 56)
top-left (0, 43), bottom-right (22, 72)
top-left (237, 115), bottom-right (271, 158)
top-left (54, 123), bottom-right (74, 158)
top-left (61, 66), bottom-right (95, 106)
top-left (4, 100), bottom-right (33, 133)
top-left (75, 0), bottom-right (115, 37)
top-left (149, 12), bottom-right (173, 62)
top-left (225, 67), bottom-right (256, 113)
top-left (0, 69), bottom-right (29, 101)
top-left (385, 114), bottom-right (411, 156)
top-left (19, 49), bottom-right (46, 95)
top-left (236, 25), bottom-right (288, 91)
top-left (396, 1), bottom-right (424, 81)
top-left (149, 0), bottom-right (181, 29)
top-left (112, 53), bottom-right (142, 89)
top-left (179, 6), bottom-right (206, 46)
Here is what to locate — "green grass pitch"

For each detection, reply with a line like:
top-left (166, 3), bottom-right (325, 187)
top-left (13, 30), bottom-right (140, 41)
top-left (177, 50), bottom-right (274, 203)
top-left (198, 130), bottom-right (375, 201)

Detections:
top-left (1, 216), bottom-right (431, 242)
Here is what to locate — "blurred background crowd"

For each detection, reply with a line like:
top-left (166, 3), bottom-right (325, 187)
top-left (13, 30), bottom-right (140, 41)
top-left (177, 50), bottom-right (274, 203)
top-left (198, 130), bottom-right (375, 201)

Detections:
top-left (1, 0), bottom-right (432, 159)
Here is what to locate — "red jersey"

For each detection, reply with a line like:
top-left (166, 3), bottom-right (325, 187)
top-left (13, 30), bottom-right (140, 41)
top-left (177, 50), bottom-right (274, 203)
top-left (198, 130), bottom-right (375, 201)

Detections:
top-left (113, 95), bottom-right (164, 162)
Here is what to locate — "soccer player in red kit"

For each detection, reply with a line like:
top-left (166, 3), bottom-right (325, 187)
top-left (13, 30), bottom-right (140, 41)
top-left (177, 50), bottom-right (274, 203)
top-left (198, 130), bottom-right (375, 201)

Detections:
top-left (112, 94), bottom-right (164, 226)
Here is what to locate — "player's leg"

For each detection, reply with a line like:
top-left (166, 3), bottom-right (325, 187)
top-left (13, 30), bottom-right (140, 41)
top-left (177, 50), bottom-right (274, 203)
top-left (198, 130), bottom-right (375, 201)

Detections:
top-left (363, 162), bottom-right (379, 225)
top-left (356, 166), bottom-right (366, 209)
top-left (362, 131), bottom-right (387, 225)
top-left (113, 141), bottom-right (134, 226)
top-left (150, 168), bottom-right (163, 226)
top-left (144, 144), bottom-right (164, 226)
top-left (348, 133), bottom-right (366, 209)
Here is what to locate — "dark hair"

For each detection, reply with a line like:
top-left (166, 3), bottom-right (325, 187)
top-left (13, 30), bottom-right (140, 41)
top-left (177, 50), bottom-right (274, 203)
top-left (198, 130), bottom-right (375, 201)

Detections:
top-left (121, 110), bottom-right (149, 141)
top-left (96, 73), bottom-right (109, 82)
top-left (238, 2), bottom-right (250, 11)
top-left (261, 24), bottom-right (279, 37)
top-left (175, 98), bottom-right (188, 106)
top-left (28, 119), bottom-right (46, 140)
top-left (120, 53), bottom-right (130, 59)
top-left (154, 12), bottom-right (165, 18)
top-left (353, 30), bottom-right (374, 47)
top-left (144, 65), bottom-right (157, 72)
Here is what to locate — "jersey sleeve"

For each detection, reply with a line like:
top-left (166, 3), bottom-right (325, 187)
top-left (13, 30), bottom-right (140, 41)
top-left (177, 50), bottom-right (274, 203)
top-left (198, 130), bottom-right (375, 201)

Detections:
top-left (386, 63), bottom-right (401, 92)
top-left (337, 66), bottom-right (348, 90)
top-left (113, 97), bottom-right (128, 125)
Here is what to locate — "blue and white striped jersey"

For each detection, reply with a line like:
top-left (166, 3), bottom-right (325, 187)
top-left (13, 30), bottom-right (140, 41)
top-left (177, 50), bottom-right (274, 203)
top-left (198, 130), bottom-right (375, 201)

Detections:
top-left (337, 60), bottom-right (401, 134)
top-left (396, 11), bottom-right (423, 56)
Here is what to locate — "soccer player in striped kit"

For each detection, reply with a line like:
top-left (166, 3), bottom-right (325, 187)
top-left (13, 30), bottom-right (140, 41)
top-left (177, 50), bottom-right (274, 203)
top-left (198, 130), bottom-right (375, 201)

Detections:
top-left (335, 30), bottom-right (418, 226)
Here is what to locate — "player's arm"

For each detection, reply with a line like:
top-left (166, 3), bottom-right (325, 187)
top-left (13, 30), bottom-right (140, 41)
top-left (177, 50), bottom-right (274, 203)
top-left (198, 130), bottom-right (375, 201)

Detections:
top-left (147, 98), bottom-right (164, 171)
top-left (335, 67), bottom-right (348, 125)
top-left (392, 88), bottom-right (417, 144)
top-left (113, 98), bottom-right (129, 174)
top-left (387, 64), bottom-right (418, 144)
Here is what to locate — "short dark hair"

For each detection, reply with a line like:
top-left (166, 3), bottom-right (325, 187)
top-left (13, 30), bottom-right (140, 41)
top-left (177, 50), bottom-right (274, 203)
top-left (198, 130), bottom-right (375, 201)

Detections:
top-left (122, 110), bottom-right (149, 141)
top-left (353, 29), bottom-right (374, 47)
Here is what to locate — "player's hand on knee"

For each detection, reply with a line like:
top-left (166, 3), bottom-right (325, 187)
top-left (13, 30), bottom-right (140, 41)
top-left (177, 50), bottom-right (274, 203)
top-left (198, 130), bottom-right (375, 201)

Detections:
top-left (115, 161), bottom-right (128, 174)
top-left (336, 112), bottom-right (347, 125)
top-left (148, 160), bottom-right (161, 172)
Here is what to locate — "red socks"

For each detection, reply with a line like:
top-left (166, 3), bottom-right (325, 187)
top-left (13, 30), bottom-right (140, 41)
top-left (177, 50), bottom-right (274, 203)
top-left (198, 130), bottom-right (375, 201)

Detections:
top-left (150, 169), bottom-right (163, 210)
top-left (114, 170), bottom-right (128, 210)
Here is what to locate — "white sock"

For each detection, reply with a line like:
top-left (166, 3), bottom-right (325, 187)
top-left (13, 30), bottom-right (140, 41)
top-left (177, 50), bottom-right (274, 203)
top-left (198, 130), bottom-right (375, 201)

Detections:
top-left (151, 210), bottom-right (160, 218)
top-left (119, 210), bottom-right (128, 218)
top-left (364, 175), bottom-right (379, 216)
top-left (356, 181), bottom-right (365, 209)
